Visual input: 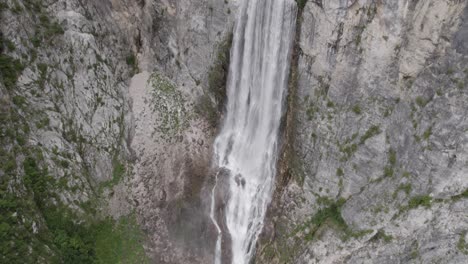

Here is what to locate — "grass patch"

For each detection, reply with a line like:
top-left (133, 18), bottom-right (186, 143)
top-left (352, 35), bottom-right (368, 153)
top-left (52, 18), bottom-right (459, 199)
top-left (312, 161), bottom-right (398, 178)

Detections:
top-left (422, 127), bottom-right (432, 140)
top-left (359, 125), bottom-right (381, 144)
top-left (94, 216), bottom-right (149, 264)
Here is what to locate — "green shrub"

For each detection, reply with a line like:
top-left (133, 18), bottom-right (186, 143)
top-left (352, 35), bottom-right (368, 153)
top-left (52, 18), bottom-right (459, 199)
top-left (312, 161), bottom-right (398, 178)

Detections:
top-left (37, 63), bottom-right (48, 89)
top-left (451, 188), bottom-right (468, 201)
top-left (11, 0), bottom-right (23, 13)
top-left (0, 3), bottom-right (8, 11)
top-left (31, 34), bottom-right (41, 47)
top-left (303, 198), bottom-right (347, 241)
top-left (383, 166), bottom-right (394, 177)
top-left (336, 168), bottom-right (344, 177)
top-left (126, 54), bottom-right (136, 66)
top-left (306, 104), bottom-right (317, 120)
top-left (408, 195), bottom-right (432, 209)
top-left (0, 54), bottom-right (24, 89)
top-left (359, 125), bottom-right (381, 144)
top-left (458, 231), bottom-right (468, 254)
top-left (352, 104), bottom-right (362, 115)
top-left (296, 0), bottom-right (308, 10)
top-left (12, 95), bottom-right (26, 106)
top-left (340, 143), bottom-right (358, 160)
top-left (422, 127), bottom-right (432, 140)
top-left (415, 96), bottom-right (427, 108)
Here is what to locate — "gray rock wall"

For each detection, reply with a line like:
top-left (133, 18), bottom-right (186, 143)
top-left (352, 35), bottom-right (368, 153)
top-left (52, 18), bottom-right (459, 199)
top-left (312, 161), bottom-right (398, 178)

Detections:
top-left (257, 0), bottom-right (468, 263)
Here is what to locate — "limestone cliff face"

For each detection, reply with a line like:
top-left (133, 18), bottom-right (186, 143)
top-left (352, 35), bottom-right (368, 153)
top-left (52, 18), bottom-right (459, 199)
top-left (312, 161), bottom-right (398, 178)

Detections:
top-left (0, 0), bottom-right (234, 263)
top-left (257, 0), bottom-right (468, 263)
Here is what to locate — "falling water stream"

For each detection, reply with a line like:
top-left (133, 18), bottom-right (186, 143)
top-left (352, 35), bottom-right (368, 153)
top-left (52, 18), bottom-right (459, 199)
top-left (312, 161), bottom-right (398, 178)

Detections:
top-left (210, 0), bottom-right (297, 263)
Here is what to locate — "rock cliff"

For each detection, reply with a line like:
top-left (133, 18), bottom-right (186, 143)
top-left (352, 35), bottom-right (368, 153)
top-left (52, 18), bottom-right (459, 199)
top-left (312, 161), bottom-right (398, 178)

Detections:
top-left (1, 0), bottom-right (467, 263)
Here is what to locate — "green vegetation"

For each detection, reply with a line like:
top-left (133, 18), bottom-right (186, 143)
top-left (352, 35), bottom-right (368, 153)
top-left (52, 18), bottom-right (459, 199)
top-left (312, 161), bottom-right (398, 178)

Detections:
top-left (338, 133), bottom-right (359, 161)
top-left (0, 93), bottom-right (146, 262)
top-left (37, 63), bottom-right (48, 89)
top-left (415, 96), bottom-right (428, 108)
top-left (12, 95), bottom-right (26, 106)
top-left (383, 166), bottom-right (394, 177)
top-left (383, 148), bottom-right (397, 177)
top-left (299, 198), bottom-right (347, 241)
top-left (336, 168), bottom-right (344, 177)
top-left (451, 188), bottom-right (468, 202)
top-left (372, 229), bottom-right (393, 243)
top-left (1, 152), bottom-right (147, 263)
top-left (100, 159), bottom-right (126, 191)
top-left (306, 103), bottom-right (317, 120)
top-left (352, 104), bottom-right (362, 115)
top-left (0, 2), bottom-right (8, 11)
top-left (296, 0), bottom-right (308, 10)
top-left (393, 183), bottom-right (412, 199)
top-left (126, 54), bottom-right (138, 73)
top-left (407, 195), bottom-right (432, 209)
top-left (294, 198), bottom-right (370, 241)
top-left (0, 54), bottom-right (25, 89)
top-left (126, 54), bottom-right (136, 66)
top-left (446, 67), bottom-right (455, 75)
top-left (422, 126), bottom-right (432, 140)
top-left (359, 125), bottom-right (381, 144)
top-left (388, 148), bottom-right (396, 166)
top-left (94, 216), bottom-right (149, 263)
top-left (458, 231), bottom-right (468, 254)
top-left (339, 143), bottom-right (358, 161)
top-left (394, 194), bottom-right (433, 218)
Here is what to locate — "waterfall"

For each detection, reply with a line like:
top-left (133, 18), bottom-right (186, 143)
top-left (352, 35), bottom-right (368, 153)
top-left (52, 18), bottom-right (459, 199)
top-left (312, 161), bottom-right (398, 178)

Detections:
top-left (210, 0), bottom-right (297, 263)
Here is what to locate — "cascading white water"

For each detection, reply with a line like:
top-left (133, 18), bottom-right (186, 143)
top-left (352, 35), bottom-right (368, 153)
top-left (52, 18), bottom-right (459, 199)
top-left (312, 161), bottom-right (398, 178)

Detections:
top-left (210, 0), bottom-right (297, 263)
